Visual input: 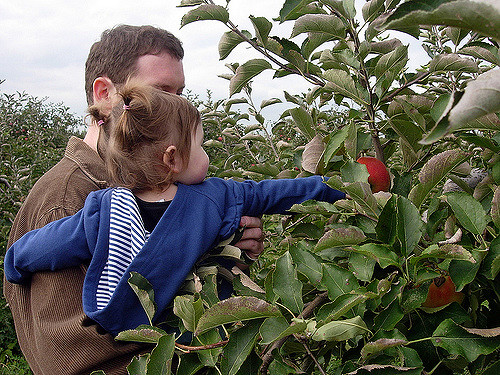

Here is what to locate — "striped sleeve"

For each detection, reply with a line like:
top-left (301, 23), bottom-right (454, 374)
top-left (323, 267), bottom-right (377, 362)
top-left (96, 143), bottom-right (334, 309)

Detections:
top-left (96, 188), bottom-right (149, 309)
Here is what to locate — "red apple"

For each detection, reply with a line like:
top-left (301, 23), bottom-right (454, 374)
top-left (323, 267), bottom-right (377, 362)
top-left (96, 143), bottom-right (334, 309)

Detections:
top-left (422, 276), bottom-right (464, 308)
top-left (356, 156), bottom-right (390, 192)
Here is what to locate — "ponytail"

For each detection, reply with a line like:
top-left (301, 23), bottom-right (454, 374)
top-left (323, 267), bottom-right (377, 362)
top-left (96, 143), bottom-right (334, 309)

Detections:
top-left (104, 80), bottom-right (201, 192)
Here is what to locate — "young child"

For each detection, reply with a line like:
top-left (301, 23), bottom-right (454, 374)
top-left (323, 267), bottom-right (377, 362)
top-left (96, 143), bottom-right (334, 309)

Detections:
top-left (4, 82), bottom-right (345, 336)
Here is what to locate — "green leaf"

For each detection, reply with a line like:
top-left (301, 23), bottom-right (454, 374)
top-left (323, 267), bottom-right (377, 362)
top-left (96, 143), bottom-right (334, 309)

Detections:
top-left (247, 162), bottom-right (280, 176)
top-left (220, 320), bottom-right (262, 375)
top-left (177, 0), bottom-right (203, 7)
top-left (291, 14), bottom-right (344, 39)
top-left (432, 319), bottom-right (500, 362)
top-left (194, 296), bottom-right (281, 335)
top-left (176, 353), bottom-right (204, 375)
top-left (362, 0), bottom-right (386, 22)
top-left (181, 4), bottom-right (229, 27)
top-left (417, 244), bottom-right (476, 263)
top-left (273, 251), bottom-right (304, 314)
top-left (290, 106), bottom-right (316, 140)
top-left (374, 299), bottom-right (404, 331)
top-left (173, 295), bottom-right (204, 333)
top-left (383, 0), bottom-right (500, 42)
top-left (429, 54), bottom-right (478, 73)
top-left (396, 195), bottom-right (423, 256)
top-left (323, 69), bottom-right (369, 105)
top-left (260, 97), bottom-right (282, 109)
top-left (445, 192), bottom-right (487, 235)
top-left (128, 272), bottom-right (157, 325)
top-left (289, 199), bottom-right (339, 215)
top-left (344, 182), bottom-right (380, 219)
top-left (448, 69), bottom-right (500, 129)
top-left (289, 244), bottom-right (324, 285)
top-left (374, 45), bottom-right (408, 79)
top-left (449, 249), bottom-right (482, 292)
top-left (341, 160), bottom-right (370, 184)
top-left (301, 135), bottom-right (324, 173)
top-left (349, 243), bottom-right (400, 269)
top-left (361, 338), bottom-right (408, 360)
top-left (127, 354), bottom-right (149, 375)
top-left (279, 0), bottom-right (323, 22)
top-left (458, 45), bottom-right (500, 65)
top-left (315, 226), bottom-right (367, 251)
top-left (219, 30), bottom-right (252, 60)
top-left (323, 126), bottom-right (349, 167)
top-left (311, 316), bottom-right (370, 341)
top-left (321, 263), bottom-right (359, 301)
top-left (229, 59), bottom-right (272, 96)
top-left (115, 327), bottom-right (164, 344)
top-left (260, 317), bottom-right (308, 344)
top-left (191, 329), bottom-right (222, 367)
top-left (481, 237), bottom-right (500, 280)
top-left (146, 334), bottom-right (176, 375)
top-left (369, 38), bottom-right (404, 55)
top-left (409, 149), bottom-right (470, 208)
top-left (249, 16), bottom-right (272, 47)
top-left (317, 293), bottom-right (370, 323)
top-left (376, 195), bottom-right (397, 245)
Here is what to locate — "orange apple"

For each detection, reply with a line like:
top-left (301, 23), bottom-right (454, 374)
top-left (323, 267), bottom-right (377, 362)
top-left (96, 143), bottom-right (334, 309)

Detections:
top-left (422, 276), bottom-right (464, 308)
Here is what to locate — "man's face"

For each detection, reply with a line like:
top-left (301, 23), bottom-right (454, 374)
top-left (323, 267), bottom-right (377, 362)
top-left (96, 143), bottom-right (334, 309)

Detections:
top-left (133, 52), bottom-right (185, 95)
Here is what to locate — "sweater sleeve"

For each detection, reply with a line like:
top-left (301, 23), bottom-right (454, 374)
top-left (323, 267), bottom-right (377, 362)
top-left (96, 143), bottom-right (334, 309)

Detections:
top-left (217, 176), bottom-right (345, 238)
top-left (4, 192), bottom-right (100, 283)
top-left (236, 175), bottom-right (345, 215)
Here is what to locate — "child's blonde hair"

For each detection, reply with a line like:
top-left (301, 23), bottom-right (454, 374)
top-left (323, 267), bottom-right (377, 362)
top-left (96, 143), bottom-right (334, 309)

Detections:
top-left (89, 81), bottom-right (200, 192)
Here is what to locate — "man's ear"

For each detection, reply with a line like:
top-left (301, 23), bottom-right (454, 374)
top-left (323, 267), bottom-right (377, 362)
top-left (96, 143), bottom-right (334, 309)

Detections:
top-left (93, 77), bottom-right (117, 116)
top-left (163, 145), bottom-right (182, 173)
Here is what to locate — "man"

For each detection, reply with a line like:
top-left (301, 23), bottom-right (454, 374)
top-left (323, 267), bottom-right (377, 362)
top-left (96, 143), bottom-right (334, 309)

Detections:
top-left (4, 25), bottom-right (263, 375)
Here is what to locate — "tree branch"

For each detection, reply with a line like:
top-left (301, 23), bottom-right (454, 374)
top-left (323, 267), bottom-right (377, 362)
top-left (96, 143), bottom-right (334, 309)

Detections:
top-left (175, 339), bottom-right (229, 353)
top-left (381, 71), bottom-right (431, 103)
top-left (259, 292), bottom-right (329, 375)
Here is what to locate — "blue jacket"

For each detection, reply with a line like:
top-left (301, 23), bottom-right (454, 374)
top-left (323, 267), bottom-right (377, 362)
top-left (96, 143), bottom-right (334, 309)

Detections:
top-left (5, 176), bottom-right (344, 336)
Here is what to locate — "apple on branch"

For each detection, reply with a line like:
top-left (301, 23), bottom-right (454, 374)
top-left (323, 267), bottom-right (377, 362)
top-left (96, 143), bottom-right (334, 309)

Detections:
top-left (356, 156), bottom-right (391, 193)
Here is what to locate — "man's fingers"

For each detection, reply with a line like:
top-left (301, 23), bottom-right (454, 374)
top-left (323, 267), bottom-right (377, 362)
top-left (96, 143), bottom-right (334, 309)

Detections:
top-left (240, 216), bottom-right (263, 230)
top-left (239, 227), bottom-right (263, 241)
top-left (234, 239), bottom-right (264, 258)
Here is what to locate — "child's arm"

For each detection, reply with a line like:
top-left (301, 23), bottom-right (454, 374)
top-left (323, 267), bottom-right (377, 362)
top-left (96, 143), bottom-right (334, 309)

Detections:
top-left (4, 202), bottom-right (95, 284)
top-left (233, 175), bottom-right (345, 217)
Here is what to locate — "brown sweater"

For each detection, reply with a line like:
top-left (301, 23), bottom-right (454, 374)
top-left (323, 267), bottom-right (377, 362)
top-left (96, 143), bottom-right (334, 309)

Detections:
top-left (4, 137), bottom-right (149, 375)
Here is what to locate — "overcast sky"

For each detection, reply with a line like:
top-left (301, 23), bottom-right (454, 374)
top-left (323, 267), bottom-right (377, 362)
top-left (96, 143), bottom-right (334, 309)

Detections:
top-left (0, 0), bottom-right (426, 124)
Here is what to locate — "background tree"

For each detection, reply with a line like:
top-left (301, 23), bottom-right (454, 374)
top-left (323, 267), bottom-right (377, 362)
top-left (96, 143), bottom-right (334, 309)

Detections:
top-left (0, 85), bottom-right (82, 373)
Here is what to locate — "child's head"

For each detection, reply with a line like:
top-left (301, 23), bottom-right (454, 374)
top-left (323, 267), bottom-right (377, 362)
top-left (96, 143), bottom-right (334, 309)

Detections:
top-left (89, 81), bottom-right (208, 193)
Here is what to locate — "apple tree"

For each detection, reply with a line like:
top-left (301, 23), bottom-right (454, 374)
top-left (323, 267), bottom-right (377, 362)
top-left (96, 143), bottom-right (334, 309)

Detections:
top-left (94, 0), bottom-right (500, 374)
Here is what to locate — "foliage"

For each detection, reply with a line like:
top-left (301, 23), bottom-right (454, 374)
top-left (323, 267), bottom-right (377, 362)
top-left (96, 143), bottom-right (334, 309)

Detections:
top-left (108, 0), bottom-right (500, 374)
top-left (0, 87), bottom-right (82, 372)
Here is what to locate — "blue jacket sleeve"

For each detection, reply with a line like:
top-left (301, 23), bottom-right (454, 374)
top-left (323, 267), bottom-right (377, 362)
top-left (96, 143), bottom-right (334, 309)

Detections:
top-left (232, 175), bottom-right (345, 216)
top-left (214, 175), bottom-right (345, 239)
top-left (4, 192), bottom-right (100, 283)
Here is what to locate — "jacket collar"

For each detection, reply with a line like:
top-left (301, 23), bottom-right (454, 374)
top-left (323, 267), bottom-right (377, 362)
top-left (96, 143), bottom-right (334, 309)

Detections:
top-left (64, 136), bottom-right (108, 189)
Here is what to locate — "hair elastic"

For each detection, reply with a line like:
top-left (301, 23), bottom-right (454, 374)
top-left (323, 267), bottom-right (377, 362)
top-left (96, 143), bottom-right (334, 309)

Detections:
top-left (97, 120), bottom-right (105, 126)
top-left (123, 104), bottom-right (131, 110)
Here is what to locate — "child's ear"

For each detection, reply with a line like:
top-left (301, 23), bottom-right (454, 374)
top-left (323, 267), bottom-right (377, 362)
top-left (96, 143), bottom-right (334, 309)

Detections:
top-left (163, 145), bottom-right (182, 173)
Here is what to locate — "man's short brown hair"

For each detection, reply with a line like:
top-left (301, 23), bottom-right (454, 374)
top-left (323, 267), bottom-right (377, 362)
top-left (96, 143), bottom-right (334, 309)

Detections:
top-left (85, 25), bottom-right (184, 105)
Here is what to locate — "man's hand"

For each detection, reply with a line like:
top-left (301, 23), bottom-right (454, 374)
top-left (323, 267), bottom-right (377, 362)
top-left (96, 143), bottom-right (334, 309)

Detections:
top-left (235, 216), bottom-right (264, 261)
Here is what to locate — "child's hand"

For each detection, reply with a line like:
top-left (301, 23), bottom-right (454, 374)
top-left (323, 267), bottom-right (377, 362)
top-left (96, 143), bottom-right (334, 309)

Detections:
top-left (235, 216), bottom-right (264, 261)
